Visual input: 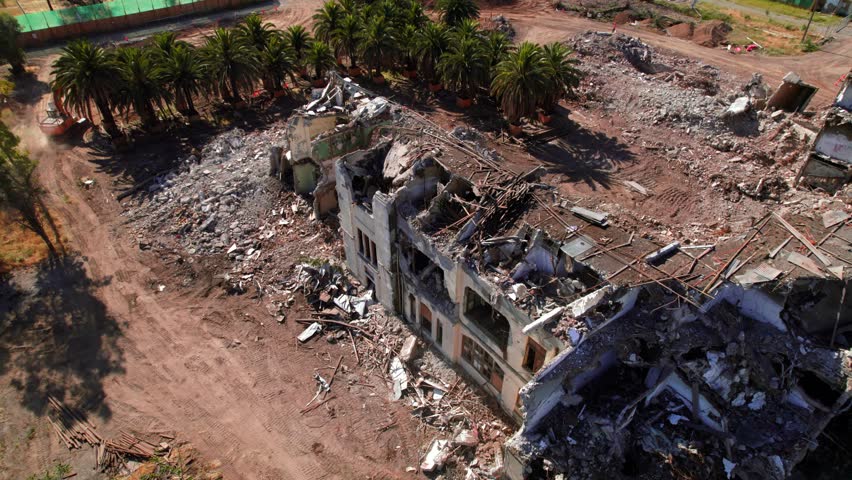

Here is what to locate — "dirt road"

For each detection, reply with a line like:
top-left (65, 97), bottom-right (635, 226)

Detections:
top-left (6, 0), bottom-right (850, 477)
top-left (1, 56), bottom-right (425, 480)
top-left (484, 0), bottom-right (850, 107)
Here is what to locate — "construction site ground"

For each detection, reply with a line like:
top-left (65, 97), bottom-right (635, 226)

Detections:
top-left (2, 0), bottom-right (851, 478)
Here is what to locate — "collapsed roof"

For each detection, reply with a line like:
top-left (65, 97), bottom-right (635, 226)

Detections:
top-left (506, 281), bottom-right (852, 479)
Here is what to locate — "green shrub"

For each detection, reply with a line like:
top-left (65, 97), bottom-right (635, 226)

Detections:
top-left (26, 464), bottom-right (71, 480)
top-left (801, 38), bottom-right (820, 52)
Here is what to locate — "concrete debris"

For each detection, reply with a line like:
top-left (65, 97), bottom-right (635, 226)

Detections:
top-left (571, 206), bottom-right (608, 226)
top-left (421, 439), bottom-right (451, 472)
top-left (399, 335), bottom-right (418, 364)
top-left (742, 73), bottom-right (771, 109)
top-left (645, 241), bottom-right (680, 264)
top-left (454, 428), bottom-right (479, 447)
top-left (822, 209), bottom-right (850, 228)
top-left (724, 96), bottom-right (751, 118)
top-left (491, 15), bottom-right (515, 39)
top-left (297, 322), bottom-right (322, 343)
top-left (623, 180), bottom-right (649, 196)
top-left (767, 71), bottom-right (818, 113)
top-left (506, 280), bottom-right (852, 480)
top-left (389, 357), bottom-right (408, 400)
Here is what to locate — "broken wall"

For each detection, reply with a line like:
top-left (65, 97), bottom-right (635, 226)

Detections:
top-left (836, 72), bottom-right (852, 111)
top-left (767, 72), bottom-right (818, 113)
top-left (293, 161), bottom-right (320, 195)
top-left (455, 264), bottom-right (563, 413)
top-left (335, 157), bottom-right (395, 310)
top-left (814, 121), bottom-right (852, 165)
top-left (287, 114), bottom-right (339, 161)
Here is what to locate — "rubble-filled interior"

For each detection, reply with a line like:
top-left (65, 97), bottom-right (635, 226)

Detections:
top-left (507, 281), bottom-right (852, 480)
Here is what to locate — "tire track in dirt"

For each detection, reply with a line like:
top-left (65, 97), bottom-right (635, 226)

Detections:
top-left (30, 136), bottom-right (413, 479)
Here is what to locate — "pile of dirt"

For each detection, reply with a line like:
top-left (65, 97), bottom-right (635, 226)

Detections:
top-left (612, 10), bottom-right (633, 24)
top-left (692, 19), bottom-right (732, 47)
top-left (666, 21), bottom-right (695, 39)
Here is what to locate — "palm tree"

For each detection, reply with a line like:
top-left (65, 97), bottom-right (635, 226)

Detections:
top-left (402, 0), bottom-right (427, 29)
top-left (539, 42), bottom-right (581, 117)
top-left (50, 39), bottom-right (122, 138)
top-left (260, 36), bottom-right (297, 95)
top-left (332, 14), bottom-right (364, 70)
top-left (414, 22), bottom-right (449, 88)
top-left (306, 41), bottom-right (336, 83)
top-left (115, 46), bottom-right (165, 128)
top-left (484, 30), bottom-right (510, 81)
top-left (360, 15), bottom-right (397, 83)
top-left (398, 23), bottom-right (419, 77)
top-left (201, 28), bottom-right (260, 103)
top-left (238, 13), bottom-right (279, 52)
top-left (338, 0), bottom-right (357, 15)
top-left (438, 36), bottom-right (488, 106)
top-left (369, 0), bottom-right (401, 28)
top-left (435, 0), bottom-right (479, 27)
top-left (1, 13), bottom-right (26, 76)
top-left (313, 1), bottom-right (344, 44)
top-left (452, 18), bottom-right (481, 41)
top-left (284, 25), bottom-right (313, 74)
top-left (156, 44), bottom-right (204, 116)
top-left (491, 42), bottom-right (548, 129)
top-left (150, 31), bottom-right (191, 60)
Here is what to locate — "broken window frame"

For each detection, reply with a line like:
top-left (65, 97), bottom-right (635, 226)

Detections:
top-left (408, 294), bottom-right (416, 324)
top-left (461, 335), bottom-right (505, 392)
top-left (436, 321), bottom-right (444, 347)
top-left (420, 303), bottom-right (433, 338)
top-left (522, 338), bottom-right (546, 373)
top-left (356, 228), bottom-right (378, 267)
top-left (463, 287), bottom-right (511, 355)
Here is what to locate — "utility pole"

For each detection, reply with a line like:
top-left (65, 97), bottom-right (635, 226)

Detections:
top-left (802, 0), bottom-right (820, 42)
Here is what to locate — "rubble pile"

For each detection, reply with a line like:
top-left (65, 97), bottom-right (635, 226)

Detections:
top-left (289, 264), bottom-right (512, 477)
top-left (508, 284), bottom-right (852, 480)
top-left (124, 124), bottom-right (342, 298)
top-left (572, 31), bottom-right (755, 136)
top-left (491, 15), bottom-right (516, 39)
top-left (126, 126), bottom-right (291, 259)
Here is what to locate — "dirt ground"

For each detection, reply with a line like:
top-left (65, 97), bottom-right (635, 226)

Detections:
top-left (3, 0), bottom-right (851, 478)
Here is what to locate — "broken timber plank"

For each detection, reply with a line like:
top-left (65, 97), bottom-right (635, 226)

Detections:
top-left (623, 180), bottom-right (650, 196)
top-left (702, 215), bottom-right (770, 294)
top-left (772, 212), bottom-right (832, 266)
top-left (769, 236), bottom-right (793, 259)
top-left (571, 207), bottom-right (608, 227)
top-left (787, 251), bottom-right (825, 277)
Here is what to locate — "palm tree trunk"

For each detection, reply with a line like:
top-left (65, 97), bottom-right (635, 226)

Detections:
top-left (184, 88), bottom-right (197, 116)
top-left (229, 74), bottom-right (241, 103)
top-left (175, 89), bottom-right (188, 114)
top-left (94, 95), bottom-right (120, 138)
top-left (143, 102), bottom-right (158, 128)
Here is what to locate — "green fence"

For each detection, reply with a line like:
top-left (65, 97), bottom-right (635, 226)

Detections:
top-left (14, 0), bottom-right (260, 47)
top-left (16, 0), bottom-right (206, 32)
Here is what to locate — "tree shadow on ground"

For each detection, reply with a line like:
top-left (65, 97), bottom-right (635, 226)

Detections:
top-left (526, 112), bottom-right (636, 191)
top-left (11, 72), bottom-right (50, 106)
top-left (85, 94), bottom-right (302, 202)
top-left (0, 254), bottom-right (124, 420)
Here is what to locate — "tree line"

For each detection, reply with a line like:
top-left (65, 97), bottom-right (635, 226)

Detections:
top-left (43, 0), bottom-right (581, 138)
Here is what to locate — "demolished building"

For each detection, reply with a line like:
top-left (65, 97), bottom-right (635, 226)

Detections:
top-left (795, 70), bottom-right (852, 189)
top-left (270, 77), bottom-right (393, 217)
top-left (299, 74), bottom-right (852, 478)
